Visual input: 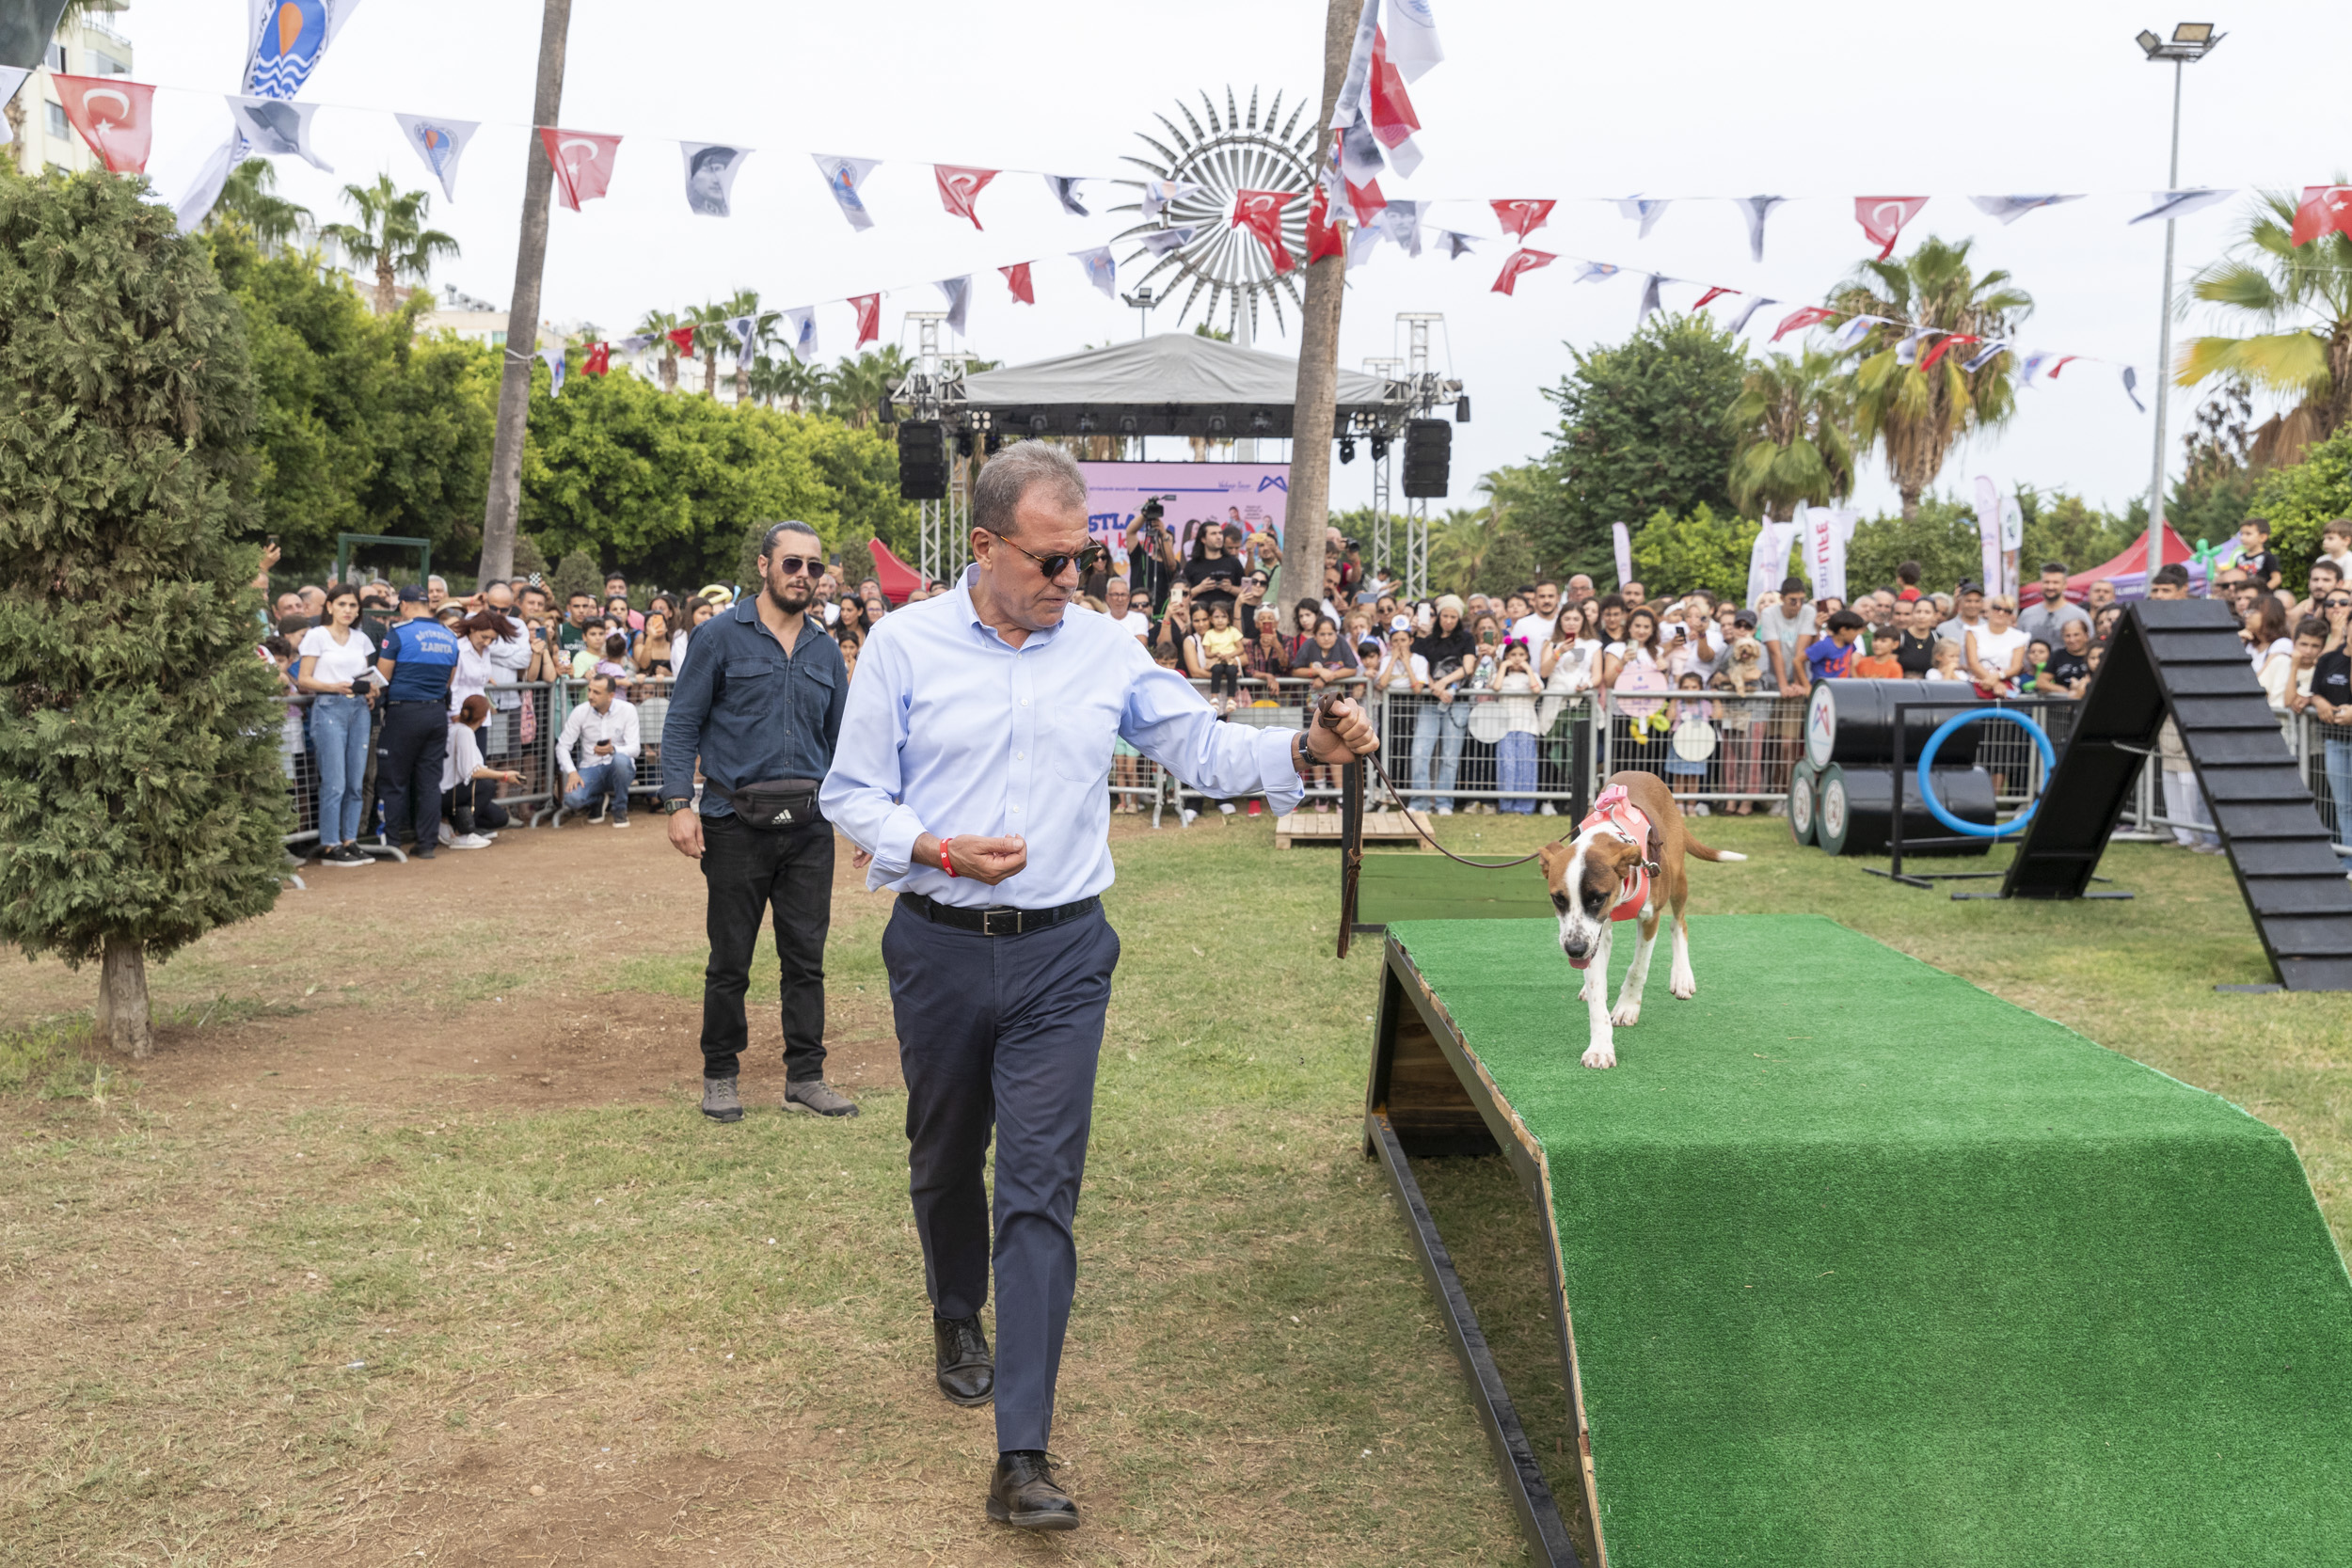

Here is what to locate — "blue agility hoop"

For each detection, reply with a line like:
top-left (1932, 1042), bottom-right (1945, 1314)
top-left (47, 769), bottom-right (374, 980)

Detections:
top-left (1915, 706), bottom-right (2057, 838)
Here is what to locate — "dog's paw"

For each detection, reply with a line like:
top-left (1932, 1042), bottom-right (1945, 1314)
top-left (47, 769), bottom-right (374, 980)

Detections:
top-left (1609, 1002), bottom-right (1642, 1027)
top-left (1670, 972), bottom-right (1696, 1001)
top-left (1581, 1042), bottom-right (1617, 1069)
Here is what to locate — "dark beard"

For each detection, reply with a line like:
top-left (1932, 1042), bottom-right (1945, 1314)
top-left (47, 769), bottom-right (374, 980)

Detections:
top-left (764, 578), bottom-right (812, 616)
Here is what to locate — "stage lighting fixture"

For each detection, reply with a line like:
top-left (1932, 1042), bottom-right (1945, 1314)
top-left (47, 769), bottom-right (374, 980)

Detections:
top-left (1076, 414), bottom-right (1097, 434)
top-left (1028, 413), bottom-right (1050, 433)
top-left (1118, 415), bottom-right (1138, 435)
top-left (1455, 395), bottom-right (1472, 423)
top-left (1339, 436), bottom-right (1357, 465)
top-left (1370, 435), bottom-right (1390, 462)
top-left (955, 430), bottom-right (975, 458)
top-left (985, 432), bottom-right (1008, 455)
top-left (1249, 410), bottom-right (1273, 434)
top-left (1207, 415), bottom-right (1228, 435)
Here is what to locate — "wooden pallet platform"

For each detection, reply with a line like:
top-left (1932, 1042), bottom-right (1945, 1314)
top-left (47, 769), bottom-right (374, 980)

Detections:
top-left (1275, 809), bottom-right (1436, 850)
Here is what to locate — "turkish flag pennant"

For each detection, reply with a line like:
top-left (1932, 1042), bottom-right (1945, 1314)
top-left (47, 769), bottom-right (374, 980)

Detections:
top-left (2046, 355), bottom-right (2080, 379)
top-left (1854, 196), bottom-right (1930, 260)
top-left (1772, 306), bottom-right (1836, 343)
top-left (1000, 262), bottom-right (1035, 305)
top-left (666, 325), bottom-right (696, 356)
top-left (1306, 182), bottom-right (1343, 264)
top-left (934, 165), bottom-right (998, 230)
top-left (1491, 198), bottom-right (1555, 241)
top-left (539, 128), bottom-right (622, 211)
top-left (1916, 334), bottom-right (1980, 373)
top-left (52, 73), bottom-right (154, 173)
top-left (2289, 185), bottom-right (2352, 247)
top-left (582, 341), bottom-right (612, 376)
top-left (1691, 285), bottom-right (1739, 311)
top-left (1490, 248), bottom-right (1557, 297)
top-left (850, 293), bottom-right (881, 348)
top-left (1364, 27), bottom-right (1423, 178)
top-left (1232, 189), bottom-right (1297, 274)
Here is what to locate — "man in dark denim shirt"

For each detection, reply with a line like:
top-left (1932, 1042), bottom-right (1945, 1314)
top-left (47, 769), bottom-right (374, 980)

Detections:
top-left (660, 521), bottom-right (853, 1123)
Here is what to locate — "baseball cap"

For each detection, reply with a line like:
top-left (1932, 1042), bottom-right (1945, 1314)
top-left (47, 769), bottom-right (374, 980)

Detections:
top-left (1391, 614), bottom-right (1413, 633)
top-left (396, 584), bottom-right (428, 603)
top-left (1733, 610), bottom-right (1757, 628)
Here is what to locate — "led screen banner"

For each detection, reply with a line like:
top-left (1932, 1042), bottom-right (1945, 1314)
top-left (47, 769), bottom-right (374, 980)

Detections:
top-left (1075, 462), bottom-right (1291, 552)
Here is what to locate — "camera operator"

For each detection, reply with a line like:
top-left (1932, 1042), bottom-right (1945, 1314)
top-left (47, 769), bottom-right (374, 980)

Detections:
top-left (1181, 518), bottom-right (1245, 626)
top-left (1125, 498), bottom-right (1181, 613)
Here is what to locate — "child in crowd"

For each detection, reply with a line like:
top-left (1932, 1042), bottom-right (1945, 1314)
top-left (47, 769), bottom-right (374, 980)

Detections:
top-left (1852, 626), bottom-right (1904, 679)
top-left (1198, 603), bottom-right (1245, 713)
top-left (1665, 670), bottom-right (1716, 816)
top-left (1927, 641), bottom-right (1965, 681)
top-left (2231, 515), bottom-right (2281, 594)
top-left (2323, 519), bottom-right (2352, 582)
top-left (1804, 610), bottom-right (1867, 683)
top-left (595, 632), bottom-right (629, 681)
top-left (2022, 639), bottom-right (2053, 694)
top-left (1493, 640), bottom-right (1542, 815)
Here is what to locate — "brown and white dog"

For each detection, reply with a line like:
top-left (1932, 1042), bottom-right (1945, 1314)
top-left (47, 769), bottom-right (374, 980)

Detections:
top-left (1537, 771), bottom-right (1746, 1069)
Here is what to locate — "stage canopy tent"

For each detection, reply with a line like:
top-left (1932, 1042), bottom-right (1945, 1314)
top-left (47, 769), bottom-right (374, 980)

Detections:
top-left (957, 333), bottom-right (1404, 440)
top-left (2066, 521), bottom-right (2207, 601)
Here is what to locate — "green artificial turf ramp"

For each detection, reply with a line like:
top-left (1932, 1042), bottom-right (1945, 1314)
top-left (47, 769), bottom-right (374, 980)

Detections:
top-left (1386, 914), bottom-right (2352, 1568)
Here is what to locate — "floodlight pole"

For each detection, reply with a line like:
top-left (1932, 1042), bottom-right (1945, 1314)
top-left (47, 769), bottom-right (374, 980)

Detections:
top-left (2143, 56), bottom-right (2185, 584)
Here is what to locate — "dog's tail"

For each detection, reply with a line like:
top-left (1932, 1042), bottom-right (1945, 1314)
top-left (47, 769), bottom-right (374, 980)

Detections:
top-left (1685, 837), bottom-right (1747, 863)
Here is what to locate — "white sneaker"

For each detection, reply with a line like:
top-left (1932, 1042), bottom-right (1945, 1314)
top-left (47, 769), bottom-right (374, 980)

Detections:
top-left (1437, 805), bottom-right (1454, 816)
top-left (1181, 808), bottom-right (1200, 825)
top-left (1692, 802), bottom-right (1711, 816)
top-left (1539, 802), bottom-right (1556, 816)
top-left (1218, 802), bottom-right (1237, 814)
top-left (438, 820), bottom-right (455, 847)
top-left (449, 832), bottom-right (494, 850)
top-left (610, 816), bottom-right (631, 829)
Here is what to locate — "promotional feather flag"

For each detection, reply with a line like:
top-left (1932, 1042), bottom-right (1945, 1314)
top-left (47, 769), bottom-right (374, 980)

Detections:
top-left (1568, 261), bottom-right (1619, 284)
top-left (1139, 178), bottom-right (1201, 218)
top-left (1727, 295), bottom-right (1779, 335)
top-left (1000, 262), bottom-right (1035, 305)
top-left (1490, 198), bottom-right (1553, 240)
top-left (1968, 194), bottom-right (2083, 225)
top-left (1073, 245), bottom-right (1117, 297)
top-left (539, 344), bottom-right (565, 398)
top-left (1363, 25), bottom-right (1423, 179)
top-left (679, 143), bottom-right (751, 217)
top-left (2122, 366), bottom-right (2146, 413)
top-left (1611, 522), bottom-right (1634, 589)
top-left (1306, 183), bottom-right (1344, 264)
top-left (1855, 196), bottom-right (1929, 259)
top-left (2289, 185), bottom-right (2352, 247)
top-left (1616, 196), bottom-right (1671, 238)
top-left (934, 165), bottom-right (997, 230)
top-left (667, 325), bottom-right (696, 357)
top-left (1043, 174), bottom-right (1089, 217)
top-left (582, 341), bottom-right (611, 376)
top-left (2128, 188), bottom-right (2232, 225)
top-left (1917, 333), bottom-right (1978, 372)
top-left (1490, 248), bottom-right (1555, 296)
top-left (850, 294), bottom-right (881, 348)
top-left (935, 276), bottom-right (970, 335)
top-left (226, 93), bottom-right (331, 171)
top-left (1746, 512), bottom-right (1801, 611)
top-left (52, 74), bottom-right (153, 172)
top-left (1381, 198), bottom-right (1422, 257)
top-left (812, 154), bottom-right (881, 230)
top-left (1434, 229), bottom-right (1476, 260)
top-left (783, 307), bottom-right (818, 363)
top-left (1634, 274), bottom-right (1663, 327)
top-left (1385, 0), bottom-right (1443, 81)
top-left (1691, 284), bottom-right (1738, 310)
top-left (539, 129), bottom-right (621, 211)
top-left (1232, 189), bottom-right (1297, 273)
top-left (1733, 196), bottom-right (1785, 261)
top-left (1136, 226), bottom-right (1196, 259)
top-left (1772, 306), bottom-right (1836, 343)
top-left (393, 113), bottom-right (477, 201)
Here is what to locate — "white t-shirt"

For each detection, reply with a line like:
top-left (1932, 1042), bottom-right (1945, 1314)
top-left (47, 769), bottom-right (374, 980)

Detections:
top-left (1968, 625), bottom-right (2030, 685)
top-left (440, 719), bottom-right (484, 794)
top-left (1509, 612), bottom-right (1555, 657)
top-left (1381, 652), bottom-right (1430, 691)
top-left (1116, 610), bottom-right (1151, 641)
top-left (1546, 637), bottom-right (1603, 691)
top-left (297, 625), bottom-right (375, 688)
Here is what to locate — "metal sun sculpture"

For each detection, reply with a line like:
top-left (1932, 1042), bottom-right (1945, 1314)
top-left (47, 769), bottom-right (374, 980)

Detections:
top-left (1120, 87), bottom-right (1316, 339)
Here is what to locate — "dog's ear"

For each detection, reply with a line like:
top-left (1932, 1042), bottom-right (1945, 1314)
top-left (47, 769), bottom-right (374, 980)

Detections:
top-left (1537, 842), bottom-right (1570, 884)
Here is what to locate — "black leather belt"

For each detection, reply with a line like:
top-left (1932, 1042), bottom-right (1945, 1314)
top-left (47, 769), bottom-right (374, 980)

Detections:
top-left (899, 892), bottom-right (1099, 937)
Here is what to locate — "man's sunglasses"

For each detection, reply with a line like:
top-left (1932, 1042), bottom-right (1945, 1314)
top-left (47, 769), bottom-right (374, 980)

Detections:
top-left (770, 555), bottom-right (822, 577)
top-left (985, 529), bottom-right (1109, 582)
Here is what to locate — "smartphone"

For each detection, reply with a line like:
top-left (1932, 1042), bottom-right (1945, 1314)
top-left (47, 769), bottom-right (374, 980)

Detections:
top-left (266, 534), bottom-right (278, 548)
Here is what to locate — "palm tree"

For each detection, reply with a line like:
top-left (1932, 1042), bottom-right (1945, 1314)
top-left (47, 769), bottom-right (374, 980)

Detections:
top-left (1725, 349), bottom-right (1856, 518)
top-left (746, 353), bottom-right (827, 413)
top-left (1827, 235), bottom-right (2032, 520)
top-left (2177, 186), bottom-right (2352, 468)
top-left (319, 174), bottom-right (458, 314)
top-left (204, 157), bottom-right (310, 252)
top-left (635, 309), bottom-right (685, 391)
top-left (680, 301), bottom-right (741, 397)
top-left (711, 289), bottom-right (780, 404)
top-left (827, 346), bottom-right (913, 428)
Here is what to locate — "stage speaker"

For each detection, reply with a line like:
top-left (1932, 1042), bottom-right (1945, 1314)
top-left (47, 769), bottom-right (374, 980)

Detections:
top-left (898, 421), bottom-right (948, 500)
top-left (1402, 418), bottom-right (1451, 498)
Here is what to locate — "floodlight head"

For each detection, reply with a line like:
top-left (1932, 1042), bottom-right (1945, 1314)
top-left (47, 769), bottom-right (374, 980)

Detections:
top-left (2137, 22), bottom-right (2221, 58)
top-left (2172, 22), bottom-right (2213, 41)
top-left (2137, 27), bottom-right (2162, 55)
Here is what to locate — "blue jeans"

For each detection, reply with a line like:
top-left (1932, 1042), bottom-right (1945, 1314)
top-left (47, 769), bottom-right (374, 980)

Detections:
top-left (2326, 736), bottom-right (2352, 869)
top-left (310, 694), bottom-right (371, 844)
top-left (1410, 697), bottom-right (1470, 810)
top-left (1497, 731), bottom-right (1538, 813)
top-left (564, 756), bottom-right (632, 820)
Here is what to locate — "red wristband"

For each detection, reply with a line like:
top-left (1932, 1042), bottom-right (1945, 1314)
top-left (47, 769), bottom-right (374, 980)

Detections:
top-left (940, 836), bottom-right (957, 878)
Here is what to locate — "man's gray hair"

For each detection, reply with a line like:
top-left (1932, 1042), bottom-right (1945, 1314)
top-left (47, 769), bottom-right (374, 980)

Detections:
top-left (973, 441), bottom-right (1088, 537)
top-left (757, 519), bottom-right (823, 562)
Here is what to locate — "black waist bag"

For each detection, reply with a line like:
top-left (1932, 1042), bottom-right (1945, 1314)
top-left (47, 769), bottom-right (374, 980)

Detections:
top-left (724, 778), bottom-right (822, 830)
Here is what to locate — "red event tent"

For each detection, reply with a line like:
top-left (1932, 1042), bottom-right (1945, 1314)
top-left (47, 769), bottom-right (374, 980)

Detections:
top-left (2065, 522), bottom-right (2204, 601)
top-left (866, 537), bottom-right (924, 605)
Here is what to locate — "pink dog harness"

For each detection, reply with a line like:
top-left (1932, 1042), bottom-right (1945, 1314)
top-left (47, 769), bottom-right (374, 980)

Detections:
top-left (1579, 784), bottom-right (1653, 922)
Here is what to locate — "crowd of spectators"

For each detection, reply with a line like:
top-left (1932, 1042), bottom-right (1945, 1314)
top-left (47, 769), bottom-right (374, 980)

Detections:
top-left (251, 507), bottom-right (2352, 859)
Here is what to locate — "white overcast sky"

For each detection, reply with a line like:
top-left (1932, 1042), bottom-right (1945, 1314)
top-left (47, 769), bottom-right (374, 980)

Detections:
top-left (119, 1), bottom-right (2350, 522)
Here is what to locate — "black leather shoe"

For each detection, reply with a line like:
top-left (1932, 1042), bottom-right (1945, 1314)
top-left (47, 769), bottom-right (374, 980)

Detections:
top-left (934, 1314), bottom-right (993, 1406)
top-left (987, 1450), bottom-right (1078, 1531)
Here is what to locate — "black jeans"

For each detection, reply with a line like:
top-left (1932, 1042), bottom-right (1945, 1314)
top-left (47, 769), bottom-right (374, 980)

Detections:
top-left (699, 812), bottom-right (834, 1083)
top-left (376, 702), bottom-right (447, 848)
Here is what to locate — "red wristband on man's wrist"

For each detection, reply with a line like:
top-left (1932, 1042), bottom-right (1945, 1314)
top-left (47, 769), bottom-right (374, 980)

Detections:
top-left (940, 837), bottom-right (957, 878)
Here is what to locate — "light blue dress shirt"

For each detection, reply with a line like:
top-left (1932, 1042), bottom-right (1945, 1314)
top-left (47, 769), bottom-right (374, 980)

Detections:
top-left (821, 567), bottom-right (1307, 908)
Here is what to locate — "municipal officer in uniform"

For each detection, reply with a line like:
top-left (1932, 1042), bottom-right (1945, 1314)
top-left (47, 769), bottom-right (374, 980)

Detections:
top-left (374, 584), bottom-right (461, 860)
top-left (660, 521), bottom-right (855, 1122)
top-left (822, 443), bottom-right (1376, 1532)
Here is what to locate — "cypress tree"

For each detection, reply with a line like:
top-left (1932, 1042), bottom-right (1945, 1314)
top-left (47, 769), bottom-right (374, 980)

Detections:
top-left (0, 173), bottom-right (289, 1055)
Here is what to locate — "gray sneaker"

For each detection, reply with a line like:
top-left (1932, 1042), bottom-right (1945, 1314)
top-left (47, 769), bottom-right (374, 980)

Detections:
top-left (701, 1076), bottom-right (743, 1123)
top-left (784, 1079), bottom-right (860, 1118)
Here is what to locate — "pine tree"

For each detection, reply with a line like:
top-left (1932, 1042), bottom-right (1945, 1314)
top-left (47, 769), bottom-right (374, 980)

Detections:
top-left (0, 173), bottom-right (289, 1055)
top-left (550, 549), bottom-right (601, 608)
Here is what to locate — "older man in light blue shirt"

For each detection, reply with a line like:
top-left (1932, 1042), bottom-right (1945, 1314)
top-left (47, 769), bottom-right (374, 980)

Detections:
top-left (822, 441), bottom-right (1375, 1534)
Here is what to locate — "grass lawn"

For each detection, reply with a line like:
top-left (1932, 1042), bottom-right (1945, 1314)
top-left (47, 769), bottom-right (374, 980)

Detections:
top-left (1, 808), bottom-right (2343, 1565)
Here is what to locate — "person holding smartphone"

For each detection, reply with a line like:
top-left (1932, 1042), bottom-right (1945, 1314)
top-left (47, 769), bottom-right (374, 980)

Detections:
top-left (294, 582), bottom-right (376, 866)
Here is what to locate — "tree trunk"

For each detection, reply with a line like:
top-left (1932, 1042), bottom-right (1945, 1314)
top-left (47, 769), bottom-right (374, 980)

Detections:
top-left (95, 936), bottom-right (152, 1058)
top-left (1900, 486), bottom-right (1922, 523)
top-left (1280, 0), bottom-right (1357, 624)
top-left (660, 350), bottom-right (675, 392)
top-left (375, 252), bottom-right (395, 315)
top-left (4, 97), bottom-right (24, 175)
top-left (703, 351), bottom-right (717, 397)
top-left (475, 0), bottom-right (573, 588)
